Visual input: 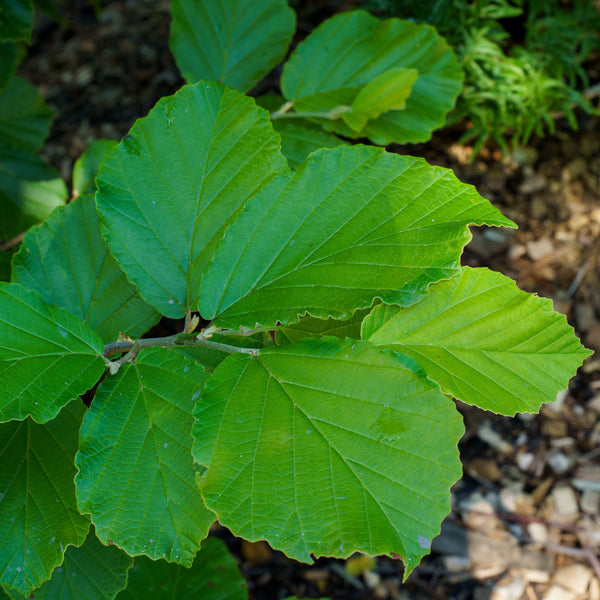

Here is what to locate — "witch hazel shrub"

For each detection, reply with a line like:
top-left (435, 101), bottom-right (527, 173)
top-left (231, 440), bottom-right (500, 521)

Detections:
top-left (0, 81), bottom-right (590, 599)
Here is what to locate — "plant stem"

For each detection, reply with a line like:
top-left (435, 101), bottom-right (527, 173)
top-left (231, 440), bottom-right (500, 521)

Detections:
top-left (103, 334), bottom-right (259, 359)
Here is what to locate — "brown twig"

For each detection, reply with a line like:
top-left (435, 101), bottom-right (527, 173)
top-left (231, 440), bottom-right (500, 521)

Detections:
top-left (0, 231), bottom-right (26, 251)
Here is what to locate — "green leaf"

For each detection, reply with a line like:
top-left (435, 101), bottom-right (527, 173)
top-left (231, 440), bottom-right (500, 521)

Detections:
top-left (0, 282), bottom-right (105, 423)
top-left (12, 194), bottom-right (160, 343)
top-left (343, 67), bottom-right (418, 133)
top-left (0, 401), bottom-right (90, 596)
top-left (281, 10), bottom-right (463, 144)
top-left (96, 81), bottom-right (288, 318)
top-left (276, 309), bottom-right (367, 346)
top-left (169, 0), bottom-right (296, 92)
top-left (0, 141), bottom-right (67, 240)
top-left (199, 145), bottom-right (515, 328)
top-left (0, 0), bottom-right (33, 43)
top-left (115, 537), bottom-right (247, 600)
top-left (6, 529), bottom-right (132, 600)
top-left (193, 338), bottom-right (463, 575)
top-left (0, 77), bottom-right (54, 152)
top-left (0, 44), bottom-right (19, 90)
top-left (0, 248), bottom-right (15, 281)
top-left (75, 347), bottom-right (214, 565)
top-left (363, 266), bottom-right (592, 415)
top-left (72, 139), bottom-right (117, 197)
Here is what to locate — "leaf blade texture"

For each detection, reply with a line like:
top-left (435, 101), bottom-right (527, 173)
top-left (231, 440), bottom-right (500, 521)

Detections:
top-left (199, 145), bottom-right (515, 328)
top-left (193, 338), bottom-right (463, 576)
top-left (363, 266), bottom-right (592, 415)
top-left (96, 81), bottom-right (288, 318)
top-left (72, 139), bottom-right (117, 197)
top-left (0, 282), bottom-right (105, 423)
top-left (5, 530), bottom-right (132, 600)
top-left (281, 10), bottom-right (463, 144)
top-left (115, 537), bottom-right (247, 600)
top-left (12, 194), bottom-right (159, 343)
top-left (170, 0), bottom-right (296, 92)
top-left (0, 401), bottom-right (90, 596)
top-left (75, 347), bottom-right (214, 565)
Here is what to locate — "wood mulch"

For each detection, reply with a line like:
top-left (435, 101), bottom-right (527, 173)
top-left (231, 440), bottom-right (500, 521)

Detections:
top-left (16, 1), bottom-right (600, 598)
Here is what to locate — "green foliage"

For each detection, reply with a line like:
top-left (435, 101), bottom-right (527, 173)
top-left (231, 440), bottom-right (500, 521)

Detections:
top-left (0, 1), bottom-right (593, 598)
top-left (364, 0), bottom-right (600, 153)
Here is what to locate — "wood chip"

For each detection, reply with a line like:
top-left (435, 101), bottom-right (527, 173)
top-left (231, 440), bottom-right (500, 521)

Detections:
top-left (553, 564), bottom-right (592, 595)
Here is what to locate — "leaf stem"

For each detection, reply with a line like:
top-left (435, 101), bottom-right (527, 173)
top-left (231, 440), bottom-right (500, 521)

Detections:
top-left (270, 105), bottom-right (351, 121)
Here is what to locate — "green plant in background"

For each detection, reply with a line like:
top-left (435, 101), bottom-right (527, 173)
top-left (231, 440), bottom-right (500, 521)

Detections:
top-left (0, 1), bottom-right (593, 599)
top-left (363, 0), bottom-right (600, 154)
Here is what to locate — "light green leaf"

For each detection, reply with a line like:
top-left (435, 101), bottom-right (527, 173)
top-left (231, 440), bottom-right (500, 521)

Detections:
top-left (72, 139), bottom-right (117, 197)
top-left (0, 0), bottom-right (33, 43)
top-left (0, 401), bottom-right (90, 596)
top-left (281, 10), bottom-right (463, 144)
top-left (12, 194), bottom-right (160, 343)
top-left (0, 282), bottom-right (105, 423)
top-left (96, 81), bottom-right (288, 318)
top-left (115, 537), bottom-right (247, 600)
top-left (0, 76), bottom-right (53, 152)
top-left (6, 529), bottom-right (132, 600)
top-left (193, 338), bottom-right (463, 575)
top-left (276, 309), bottom-right (367, 346)
top-left (0, 141), bottom-right (67, 240)
top-left (363, 266), bottom-right (592, 415)
top-left (169, 0), bottom-right (295, 92)
top-left (343, 67), bottom-right (418, 133)
top-left (75, 347), bottom-right (214, 565)
top-left (199, 145), bottom-right (515, 328)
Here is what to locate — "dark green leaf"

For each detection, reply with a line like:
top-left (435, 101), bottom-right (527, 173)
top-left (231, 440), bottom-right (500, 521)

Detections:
top-left (0, 0), bottom-right (33, 43)
top-left (12, 194), bottom-right (160, 343)
top-left (115, 537), bottom-right (247, 600)
top-left (0, 282), bottom-right (105, 423)
top-left (96, 81), bottom-right (288, 318)
top-left (72, 139), bottom-right (117, 197)
top-left (75, 348), bottom-right (214, 565)
top-left (0, 401), bottom-right (90, 596)
top-left (170, 0), bottom-right (295, 91)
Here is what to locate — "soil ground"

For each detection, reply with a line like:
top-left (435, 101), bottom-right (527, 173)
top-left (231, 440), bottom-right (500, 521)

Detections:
top-left (16, 1), bottom-right (600, 598)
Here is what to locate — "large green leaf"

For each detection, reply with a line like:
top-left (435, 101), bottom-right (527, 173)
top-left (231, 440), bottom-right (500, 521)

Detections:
top-left (0, 141), bottom-right (67, 240)
top-left (75, 347), bottom-right (214, 565)
top-left (0, 77), bottom-right (54, 152)
top-left (169, 0), bottom-right (295, 92)
top-left (193, 338), bottom-right (463, 575)
top-left (72, 139), bottom-right (117, 197)
top-left (0, 401), bottom-right (90, 596)
top-left (199, 145), bottom-right (514, 328)
top-left (0, 0), bottom-right (33, 42)
top-left (0, 282), bottom-right (105, 423)
top-left (363, 266), bottom-right (592, 415)
top-left (116, 537), bottom-right (247, 600)
top-left (280, 10), bottom-right (463, 144)
top-left (6, 530), bottom-right (132, 600)
top-left (96, 81), bottom-right (288, 318)
top-left (12, 194), bottom-right (159, 343)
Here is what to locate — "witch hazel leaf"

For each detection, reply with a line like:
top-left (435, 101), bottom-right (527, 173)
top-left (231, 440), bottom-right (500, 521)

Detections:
top-left (0, 401), bottom-right (90, 597)
top-left (343, 67), bottom-right (418, 133)
top-left (96, 81), bottom-right (288, 318)
top-left (199, 145), bottom-right (515, 329)
top-left (363, 267), bottom-right (592, 415)
top-left (281, 10), bottom-right (463, 144)
top-left (12, 194), bottom-right (160, 344)
top-left (5, 530), bottom-right (132, 600)
top-left (0, 283), bottom-right (105, 423)
top-left (116, 537), bottom-right (247, 600)
top-left (193, 338), bottom-right (463, 577)
top-left (170, 0), bottom-right (295, 92)
top-left (75, 347), bottom-right (214, 565)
